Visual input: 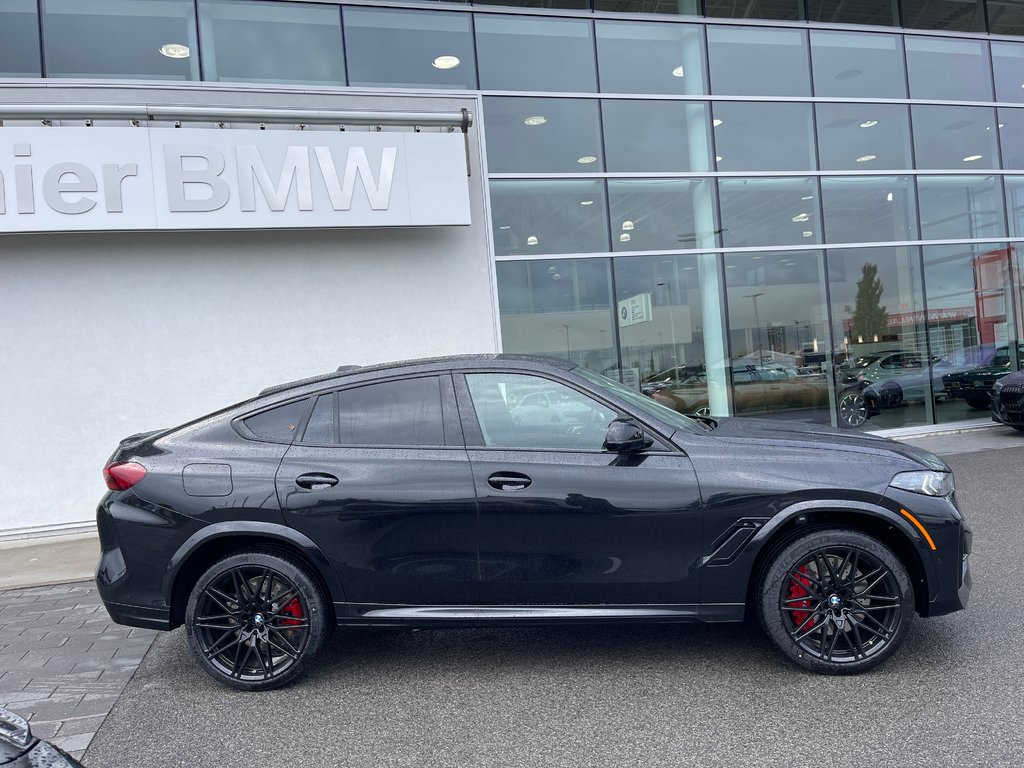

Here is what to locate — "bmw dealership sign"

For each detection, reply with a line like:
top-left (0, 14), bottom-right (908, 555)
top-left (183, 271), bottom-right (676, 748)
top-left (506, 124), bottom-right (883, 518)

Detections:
top-left (0, 127), bottom-right (471, 232)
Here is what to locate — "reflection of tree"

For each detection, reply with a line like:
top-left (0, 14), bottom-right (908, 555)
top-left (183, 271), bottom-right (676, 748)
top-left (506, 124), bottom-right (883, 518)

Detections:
top-left (846, 263), bottom-right (887, 341)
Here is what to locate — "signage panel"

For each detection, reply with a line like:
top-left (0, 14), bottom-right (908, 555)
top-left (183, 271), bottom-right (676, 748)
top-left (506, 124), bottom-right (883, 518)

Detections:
top-left (0, 127), bottom-right (471, 233)
top-left (618, 293), bottom-right (653, 327)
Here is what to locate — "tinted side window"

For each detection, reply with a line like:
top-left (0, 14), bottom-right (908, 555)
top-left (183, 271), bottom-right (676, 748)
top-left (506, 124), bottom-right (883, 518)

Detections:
top-left (465, 373), bottom-right (611, 450)
top-left (334, 378), bottom-right (445, 446)
top-left (303, 394), bottom-right (335, 444)
top-left (243, 399), bottom-right (308, 441)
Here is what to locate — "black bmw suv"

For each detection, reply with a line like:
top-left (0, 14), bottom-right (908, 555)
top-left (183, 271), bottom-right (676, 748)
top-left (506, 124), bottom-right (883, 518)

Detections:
top-left (96, 355), bottom-right (971, 690)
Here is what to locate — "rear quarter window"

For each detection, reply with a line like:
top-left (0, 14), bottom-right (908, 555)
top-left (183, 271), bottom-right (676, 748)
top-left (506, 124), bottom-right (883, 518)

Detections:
top-left (242, 399), bottom-right (309, 441)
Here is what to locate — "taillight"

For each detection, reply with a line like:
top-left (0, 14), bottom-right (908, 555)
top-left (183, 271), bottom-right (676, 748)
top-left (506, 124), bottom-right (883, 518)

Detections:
top-left (103, 461), bottom-right (147, 491)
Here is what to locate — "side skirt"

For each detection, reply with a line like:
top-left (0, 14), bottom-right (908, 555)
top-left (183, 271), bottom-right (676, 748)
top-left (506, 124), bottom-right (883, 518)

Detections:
top-left (332, 602), bottom-right (745, 627)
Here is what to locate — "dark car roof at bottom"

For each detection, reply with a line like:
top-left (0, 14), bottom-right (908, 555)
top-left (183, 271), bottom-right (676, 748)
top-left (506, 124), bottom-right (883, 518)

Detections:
top-left (258, 354), bottom-right (576, 397)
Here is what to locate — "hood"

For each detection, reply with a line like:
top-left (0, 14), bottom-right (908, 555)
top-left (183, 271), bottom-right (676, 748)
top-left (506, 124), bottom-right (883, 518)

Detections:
top-left (698, 416), bottom-right (949, 472)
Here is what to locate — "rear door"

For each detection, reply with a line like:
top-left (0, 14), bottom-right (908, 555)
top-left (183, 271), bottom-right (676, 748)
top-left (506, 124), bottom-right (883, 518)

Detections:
top-left (276, 374), bottom-right (479, 606)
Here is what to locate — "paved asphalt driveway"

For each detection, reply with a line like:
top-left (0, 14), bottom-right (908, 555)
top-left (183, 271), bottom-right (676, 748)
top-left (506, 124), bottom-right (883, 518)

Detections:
top-left (84, 443), bottom-right (1021, 767)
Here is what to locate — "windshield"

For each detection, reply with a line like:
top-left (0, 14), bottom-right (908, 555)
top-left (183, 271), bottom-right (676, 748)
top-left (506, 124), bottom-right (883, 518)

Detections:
top-left (576, 367), bottom-right (708, 435)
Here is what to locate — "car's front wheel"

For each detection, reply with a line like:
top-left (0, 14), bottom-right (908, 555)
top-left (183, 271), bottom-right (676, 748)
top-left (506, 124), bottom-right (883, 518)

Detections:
top-left (185, 550), bottom-right (330, 691)
top-left (836, 389), bottom-right (868, 429)
top-left (757, 529), bottom-right (914, 675)
top-left (964, 392), bottom-right (991, 410)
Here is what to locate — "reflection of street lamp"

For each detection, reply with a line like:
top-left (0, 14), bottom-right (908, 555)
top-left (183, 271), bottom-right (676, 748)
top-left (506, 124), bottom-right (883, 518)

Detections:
top-left (745, 292), bottom-right (765, 363)
top-left (561, 324), bottom-right (571, 360)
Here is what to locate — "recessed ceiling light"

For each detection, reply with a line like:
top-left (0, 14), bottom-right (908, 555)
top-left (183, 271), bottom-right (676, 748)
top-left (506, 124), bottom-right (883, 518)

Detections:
top-left (802, 231), bottom-right (813, 238)
top-left (999, 123), bottom-right (1006, 128)
top-left (792, 213), bottom-right (810, 222)
top-left (159, 43), bottom-right (190, 59)
top-left (577, 155), bottom-right (597, 164)
top-left (859, 120), bottom-right (879, 128)
top-left (527, 235), bottom-right (538, 246)
top-left (712, 119), bottom-right (723, 127)
top-left (963, 154), bottom-right (983, 162)
top-left (715, 155), bottom-right (723, 162)
top-left (856, 154), bottom-right (877, 163)
top-left (752, 255), bottom-right (763, 260)
top-left (620, 233), bottom-right (632, 242)
top-left (499, 225), bottom-right (511, 230)
top-left (801, 195), bottom-right (814, 201)
top-left (886, 192), bottom-right (893, 202)
top-left (432, 55), bottom-right (460, 70)
top-left (524, 116), bottom-right (547, 126)
top-left (671, 66), bottom-right (685, 77)
top-left (579, 200), bottom-right (594, 206)
top-left (621, 220), bottom-right (635, 231)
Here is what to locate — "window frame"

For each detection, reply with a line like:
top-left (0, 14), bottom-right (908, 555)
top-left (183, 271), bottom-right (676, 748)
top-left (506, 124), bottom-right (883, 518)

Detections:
top-left (234, 396), bottom-right (314, 445)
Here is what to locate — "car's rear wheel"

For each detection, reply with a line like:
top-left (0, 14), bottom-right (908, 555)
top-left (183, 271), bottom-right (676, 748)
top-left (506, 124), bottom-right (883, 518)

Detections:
top-left (757, 529), bottom-right (914, 675)
top-left (836, 389), bottom-right (867, 428)
top-left (878, 381), bottom-right (903, 408)
top-left (185, 550), bottom-right (329, 691)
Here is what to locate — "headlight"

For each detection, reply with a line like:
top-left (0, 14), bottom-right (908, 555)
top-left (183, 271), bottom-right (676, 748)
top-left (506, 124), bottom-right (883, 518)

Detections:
top-left (889, 470), bottom-right (955, 497)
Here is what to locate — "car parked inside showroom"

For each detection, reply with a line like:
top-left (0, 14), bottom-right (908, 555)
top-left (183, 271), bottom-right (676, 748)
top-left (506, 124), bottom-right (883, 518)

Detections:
top-left (943, 344), bottom-right (1024, 410)
top-left (96, 355), bottom-right (971, 690)
top-left (991, 369), bottom-right (1024, 430)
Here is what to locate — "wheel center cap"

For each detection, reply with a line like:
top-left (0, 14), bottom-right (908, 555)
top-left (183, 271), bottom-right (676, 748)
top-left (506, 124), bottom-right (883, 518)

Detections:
top-left (252, 613), bottom-right (265, 626)
top-left (829, 594), bottom-right (842, 608)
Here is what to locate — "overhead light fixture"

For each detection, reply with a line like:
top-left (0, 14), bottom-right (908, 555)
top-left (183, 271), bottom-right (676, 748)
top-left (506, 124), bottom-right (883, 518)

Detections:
top-left (523, 116), bottom-right (547, 126)
top-left (802, 231), bottom-right (813, 238)
top-left (432, 55), bottom-right (460, 70)
top-left (712, 118), bottom-right (723, 127)
top-left (859, 120), bottom-right (879, 128)
top-left (792, 213), bottom-right (810, 222)
top-left (999, 123), bottom-right (1006, 128)
top-left (553, 273), bottom-right (562, 280)
top-left (620, 233), bottom-right (632, 242)
top-left (577, 155), bottom-right (597, 164)
top-left (715, 155), bottom-right (723, 162)
top-left (801, 195), bottom-right (814, 201)
top-left (159, 43), bottom-right (190, 59)
top-left (886, 192), bottom-right (894, 201)
top-left (671, 66), bottom-right (685, 77)
top-left (963, 154), bottom-right (983, 162)
top-left (579, 200), bottom-right (594, 206)
top-left (499, 225), bottom-right (511, 230)
top-left (621, 220), bottom-right (635, 231)
top-left (527, 235), bottom-right (539, 246)
top-left (548, 266), bottom-right (557, 273)
top-left (856, 154), bottom-right (877, 163)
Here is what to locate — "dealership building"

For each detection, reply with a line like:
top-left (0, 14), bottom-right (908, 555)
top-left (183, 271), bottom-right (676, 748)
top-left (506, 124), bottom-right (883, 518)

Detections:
top-left (1, 0), bottom-right (1022, 538)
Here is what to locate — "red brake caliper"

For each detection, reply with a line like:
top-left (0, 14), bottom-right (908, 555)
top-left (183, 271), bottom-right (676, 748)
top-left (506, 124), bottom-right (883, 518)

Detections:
top-left (788, 566), bottom-right (815, 629)
top-left (280, 597), bottom-right (304, 627)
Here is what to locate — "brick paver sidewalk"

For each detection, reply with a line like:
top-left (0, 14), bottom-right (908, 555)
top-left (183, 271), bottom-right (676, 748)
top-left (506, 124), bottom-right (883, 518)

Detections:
top-left (0, 581), bottom-right (158, 762)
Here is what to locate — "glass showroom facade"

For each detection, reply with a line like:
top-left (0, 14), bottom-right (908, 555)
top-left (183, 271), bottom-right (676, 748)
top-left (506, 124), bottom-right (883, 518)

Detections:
top-left (3, 0), bottom-right (1024, 432)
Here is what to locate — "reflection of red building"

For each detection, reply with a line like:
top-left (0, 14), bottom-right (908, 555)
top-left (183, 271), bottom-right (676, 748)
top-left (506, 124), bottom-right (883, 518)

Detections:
top-left (974, 246), bottom-right (1014, 345)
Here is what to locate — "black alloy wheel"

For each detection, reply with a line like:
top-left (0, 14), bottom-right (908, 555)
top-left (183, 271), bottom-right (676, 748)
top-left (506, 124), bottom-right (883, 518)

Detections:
top-left (878, 381), bottom-right (903, 409)
top-left (836, 389), bottom-right (868, 429)
top-left (185, 551), bottom-right (329, 691)
top-left (964, 392), bottom-right (991, 410)
top-left (758, 529), bottom-right (914, 674)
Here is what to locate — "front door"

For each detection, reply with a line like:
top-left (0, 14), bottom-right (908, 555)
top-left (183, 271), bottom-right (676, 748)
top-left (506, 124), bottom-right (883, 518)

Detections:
top-left (277, 374), bottom-right (478, 606)
top-left (458, 371), bottom-right (703, 608)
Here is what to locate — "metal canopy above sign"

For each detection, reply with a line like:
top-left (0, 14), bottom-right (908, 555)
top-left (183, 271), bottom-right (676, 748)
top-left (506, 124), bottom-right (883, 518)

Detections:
top-left (0, 127), bottom-right (472, 233)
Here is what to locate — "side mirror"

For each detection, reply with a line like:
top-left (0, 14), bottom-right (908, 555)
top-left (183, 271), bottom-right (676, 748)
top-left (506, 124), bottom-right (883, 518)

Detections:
top-left (603, 419), bottom-right (653, 453)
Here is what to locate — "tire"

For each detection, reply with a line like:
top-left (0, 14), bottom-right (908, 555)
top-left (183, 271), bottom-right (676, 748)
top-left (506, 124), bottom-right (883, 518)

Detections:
top-left (878, 381), bottom-right (903, 409)
top-left (1012, 425), bottom-right (1024, 433)
top-left (185, 550), bottom-right (330, 691)
top-left (964, 393), bottom-right (990, 410)
top-left (836, 389), bottom-right (867, 429)
top-left (757, 529), bottom-right (914, 675)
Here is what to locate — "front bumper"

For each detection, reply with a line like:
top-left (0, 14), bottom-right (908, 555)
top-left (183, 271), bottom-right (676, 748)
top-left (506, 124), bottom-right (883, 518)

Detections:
top-left (991, 384), bottom-right (1024, 426)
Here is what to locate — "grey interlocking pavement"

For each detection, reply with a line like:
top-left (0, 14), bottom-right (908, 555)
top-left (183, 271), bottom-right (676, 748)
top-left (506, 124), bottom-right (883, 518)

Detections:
top-left (0, 580), bottom-right (157, 762)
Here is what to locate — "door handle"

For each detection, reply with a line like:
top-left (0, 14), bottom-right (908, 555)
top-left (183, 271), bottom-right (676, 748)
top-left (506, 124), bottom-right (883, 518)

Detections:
top-left (295, 472), bottom-right (340, 490)
top-left (487, 472), bottom-right (532, 491)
